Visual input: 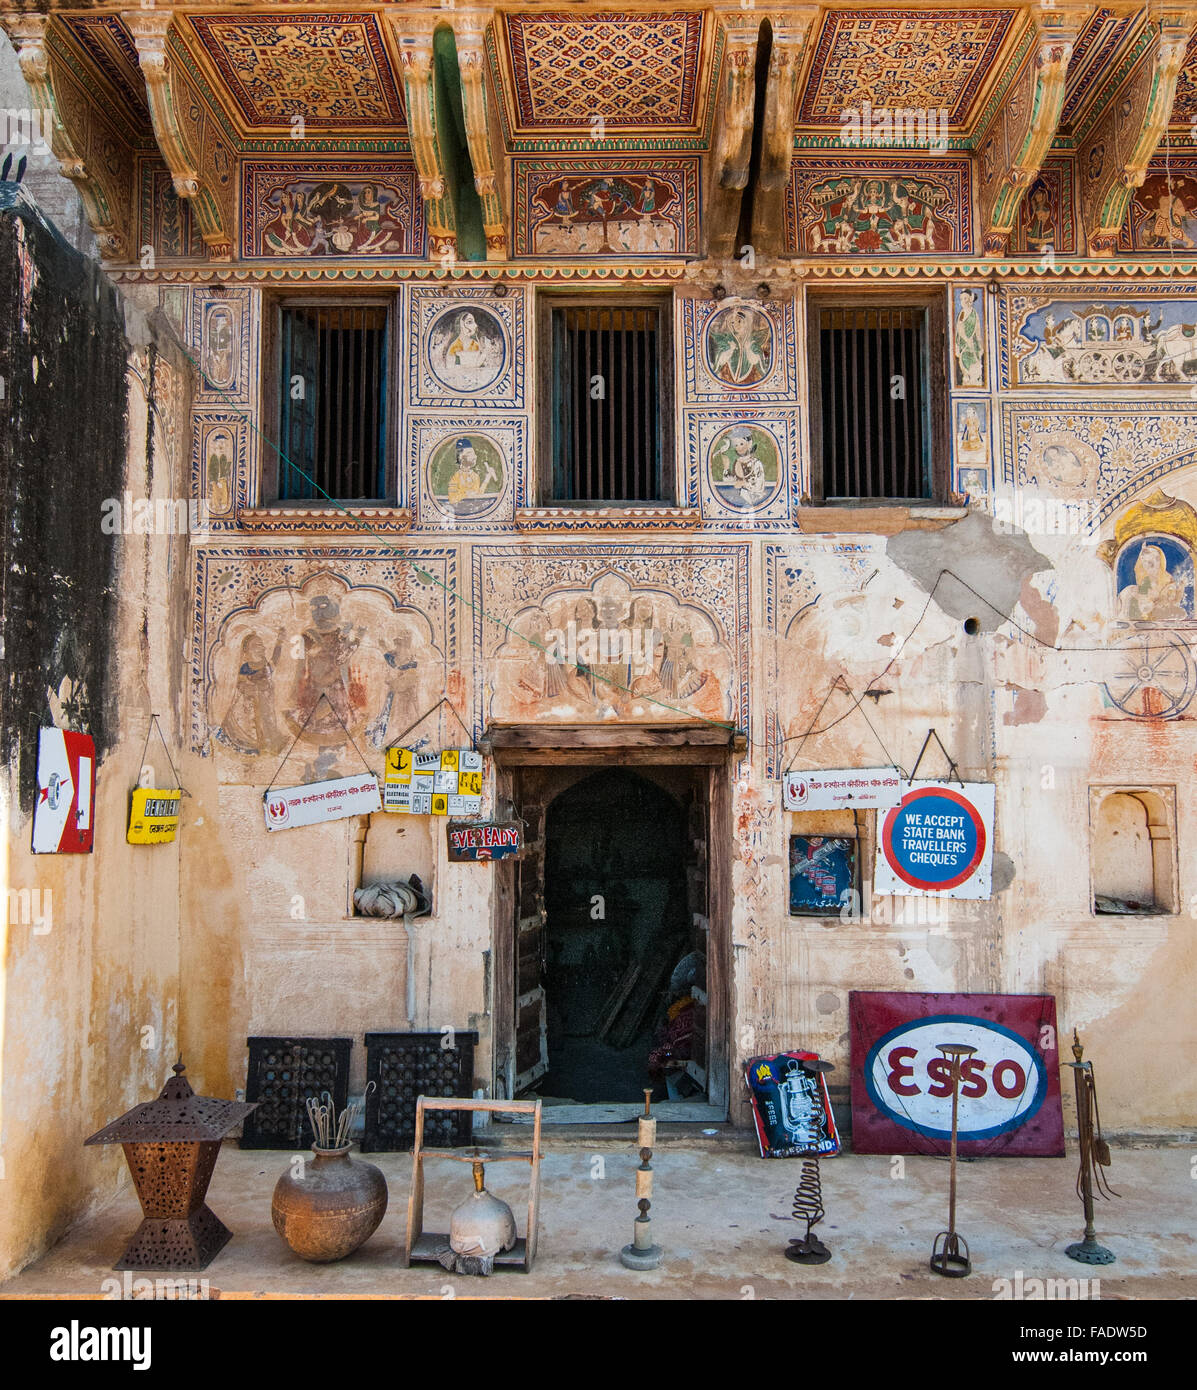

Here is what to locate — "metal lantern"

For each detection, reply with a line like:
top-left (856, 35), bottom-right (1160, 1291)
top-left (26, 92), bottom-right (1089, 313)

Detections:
top-left (84, 1060), bottom-right (257, 1271)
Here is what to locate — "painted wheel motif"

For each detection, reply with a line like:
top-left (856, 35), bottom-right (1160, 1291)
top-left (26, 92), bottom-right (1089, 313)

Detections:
top-left (1103, 635), bottom-right (1196, 719)
top-left (1109, 350), bottom-right (1145, 382)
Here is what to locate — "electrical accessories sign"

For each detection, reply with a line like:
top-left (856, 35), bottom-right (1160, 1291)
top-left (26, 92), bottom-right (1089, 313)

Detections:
top-left (447, 821), bottom-right (522, 862)
top-left (849, 992), bottom-right (1063, 1157)
top-left (127, 789), bottom-right (182, 845)
top-left (384, 747), bottom-right (483, 816)
top-left (33, 728), bottom-right (95, 854)
top-left (783, 767), bottom-right (902, 811)
top-left (874, 781), bottom-right (994, 899)
top-left (264, 774), bottom-right (381, 831)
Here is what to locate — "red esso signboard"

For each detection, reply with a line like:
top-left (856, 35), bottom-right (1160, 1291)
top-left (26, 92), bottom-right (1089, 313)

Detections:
top-left (850, 992), bottom-right (1063, 1156)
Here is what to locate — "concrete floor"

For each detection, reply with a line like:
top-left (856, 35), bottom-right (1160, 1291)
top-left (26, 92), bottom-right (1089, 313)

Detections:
top-left (2, 1132), bottom-right (1193, 1300)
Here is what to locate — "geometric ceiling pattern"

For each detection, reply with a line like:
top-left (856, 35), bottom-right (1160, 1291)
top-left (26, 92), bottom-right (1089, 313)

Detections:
top-left (183, 14), bottom-right (406, 130)
top-left (500, 10), bottom-right (708, 132)
top-left (796, 8), bottom-right (1020, 131)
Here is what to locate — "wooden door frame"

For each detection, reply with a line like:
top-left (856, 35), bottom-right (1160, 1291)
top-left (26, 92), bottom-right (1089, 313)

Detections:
top-left (487, 724), bottom-right (737, 1117)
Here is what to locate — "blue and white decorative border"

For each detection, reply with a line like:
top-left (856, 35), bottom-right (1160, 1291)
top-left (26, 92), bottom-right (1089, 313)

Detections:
top-left (680, 295), bottom-right (800, 404)
top-left (685, 408), bottom-right (800, 526)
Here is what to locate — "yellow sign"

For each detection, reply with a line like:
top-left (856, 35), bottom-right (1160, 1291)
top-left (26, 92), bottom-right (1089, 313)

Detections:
top-left (384, 747), bottom-right (483, 815)
top-left (127, 788), bottom-right (181, 845)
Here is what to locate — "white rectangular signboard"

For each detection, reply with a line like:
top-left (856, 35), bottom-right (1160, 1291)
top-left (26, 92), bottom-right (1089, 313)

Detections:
top-left (264, 774), bottom-right (381, 832)
top-left (783, 767), bottom-right (903, 812)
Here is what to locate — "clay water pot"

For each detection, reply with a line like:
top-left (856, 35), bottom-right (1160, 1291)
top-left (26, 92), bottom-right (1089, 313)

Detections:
top-left (271, 1144), bottom-right (388, 1262)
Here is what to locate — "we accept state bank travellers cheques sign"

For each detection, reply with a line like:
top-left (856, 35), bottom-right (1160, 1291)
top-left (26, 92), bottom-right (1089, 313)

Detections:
top-left (874, 780), bottom-right (995, 900)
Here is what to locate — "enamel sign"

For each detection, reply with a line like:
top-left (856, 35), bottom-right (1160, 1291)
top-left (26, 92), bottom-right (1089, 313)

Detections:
top-left (127, 788), bottom-right (182, 845)
top-left (447, 821), bottom-right (522, 862)
top-left (849, 991), bottom-right (1063, 1156)
top-left (264, 774), bottom-right (381, 831)
top-left (33, 728), bottom-right (95, 854)
top-left (384, 747), bottom-right (483, 816)
top-left (874, 781), bottom-right (995, 899)
top-left (783, 767), bottom-right (902, 811)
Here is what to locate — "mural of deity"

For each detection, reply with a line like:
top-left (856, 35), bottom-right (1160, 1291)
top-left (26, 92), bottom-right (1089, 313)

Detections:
top-left (1115, 538), bottom-right (1194, 624)
top-left (1023, 179), bottom-right (1055, 253)
top-left (1130, 174), bottom-right (1197, 251)
top-left (427, 307), bottom-right (505, 392)
top-left (493, 575), bottom-right (731, 724)
top-left (706, 306), bottom-right (773, 387)
top-left (260, 179), bottom-right (411, 256)
top-left (804, 175), bottom-right (954, 254)
top-left (709, 425), bottom-right (780, 510)
top-left (953, 287), bottom-right (984, 387)
top-left (427, 434), bottom-right (505, 518)
top-left (207, 579), bottom-right (444, 766)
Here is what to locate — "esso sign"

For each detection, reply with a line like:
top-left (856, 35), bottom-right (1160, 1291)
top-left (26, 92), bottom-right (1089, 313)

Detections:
top-left (864, 1015), bottom-right (1047, 1142)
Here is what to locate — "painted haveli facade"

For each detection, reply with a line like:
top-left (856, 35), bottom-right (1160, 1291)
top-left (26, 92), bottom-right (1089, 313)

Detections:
top-left (2, 0), bottom-right (1197, 1275)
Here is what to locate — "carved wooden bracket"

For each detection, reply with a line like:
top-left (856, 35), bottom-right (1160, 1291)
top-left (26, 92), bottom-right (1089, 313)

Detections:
top-left (387, 17), bottom-right (456, 261)
top-left (978, 4), bottom-right (1093, 256)
top-left (1, 12), bottom-right (134, 259)
top-left (454, 22), bottom-right (507, 260)
top-left (1079, 6), bottom-right (1197, 254)
top-left (751, 8), bottom-right (820, 256)
top-left (123, 10), bottom-right (234, 259)
top-left (708, 12), bottom-right (760, 261)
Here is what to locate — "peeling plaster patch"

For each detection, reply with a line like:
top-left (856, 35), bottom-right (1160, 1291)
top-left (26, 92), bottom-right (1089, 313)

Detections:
top-left (991, 851), bottom-right (1016, 893)
top-left (816, 991), bottom-right (839, 1014)
top-left (926, 933), bottom-right (956, 969)
top-left (878, 632), bottom-right (895, 646)
top-left (886, 512), bottom-right (1052, 633)
top-left (904, 968), bottom-right (915, 979)
top-left (1005, 687), bottom-right (1047, 726)
top-left (1017, 575), bottom-right (1059, 647)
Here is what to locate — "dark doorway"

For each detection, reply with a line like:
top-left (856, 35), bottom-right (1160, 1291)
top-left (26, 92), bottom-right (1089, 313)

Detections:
top-left (540, 768), bottom-right (694, 1103)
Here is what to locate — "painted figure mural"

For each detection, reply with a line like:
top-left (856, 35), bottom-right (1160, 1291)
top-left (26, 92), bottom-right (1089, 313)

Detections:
top-left (207, 579), bottom-right (444, 766)
top-left (1129, 173), bottom-right (1197, 251)
top-left (427, 435), bottom-right (505, 518)
top-left (802, 175), bottom-right (956, 254)
top-left (706, 306), bottom-right (773, 387)
top-left (953, 288), bottom-right (984, 387)
top-left (709, 425), bottom-right (780, 510)
top-left (260, 180), bottom-right (411, 255)
top-left (427, 307), bottom-right (505, 392)
top-left (1012, 299), bottom-right (1197, 385)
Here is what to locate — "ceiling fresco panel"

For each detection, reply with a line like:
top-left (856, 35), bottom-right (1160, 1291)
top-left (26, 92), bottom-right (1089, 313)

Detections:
top-left (796, 8), bottom-right (1020, 132)
top-left (500, 10), bottom-right (708, 133)
top-left (59, 15), bottom-right (151, 125)
top-left (184, 14), bottom-right (406, 131)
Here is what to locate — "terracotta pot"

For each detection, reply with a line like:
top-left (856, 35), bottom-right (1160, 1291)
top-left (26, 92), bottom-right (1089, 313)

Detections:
top-left (271, 1144), bottom-right (388, 1262)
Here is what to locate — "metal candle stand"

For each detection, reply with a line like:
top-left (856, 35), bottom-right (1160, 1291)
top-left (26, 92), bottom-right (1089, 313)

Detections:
top-left (784, 1058), bottom-right (835, 1265)
top-left (930, 1042), bottom-right (975, 1278)
top-left (620, 1090), bottom-right (663, 1270)
top-left (1065, 1030), bottom-right (1118, 1266)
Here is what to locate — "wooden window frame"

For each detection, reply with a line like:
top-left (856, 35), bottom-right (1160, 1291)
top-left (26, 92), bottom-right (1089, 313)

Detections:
top-left (259, 292), bottom-right (398, 507)
top-left (535, 290), bottom-right (675, 507)
top-left (805, 289), bottom-right (949, 506)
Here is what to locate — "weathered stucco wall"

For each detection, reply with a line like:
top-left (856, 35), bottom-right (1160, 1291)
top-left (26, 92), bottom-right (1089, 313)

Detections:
top-left (0, 206), bottom-right (193, 1279)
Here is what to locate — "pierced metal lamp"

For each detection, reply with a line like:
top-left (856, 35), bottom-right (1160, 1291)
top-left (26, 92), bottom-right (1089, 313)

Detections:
top-left (84, 1060), bottom-right (257, 1270)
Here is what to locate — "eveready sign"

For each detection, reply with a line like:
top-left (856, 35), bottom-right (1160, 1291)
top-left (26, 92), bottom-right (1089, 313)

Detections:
top-left (783, 767), bottom-right (902, 812)
top-left (447, 821), bottom-right (522, 862)
top-left (263, 774), bottom-right (381, 831)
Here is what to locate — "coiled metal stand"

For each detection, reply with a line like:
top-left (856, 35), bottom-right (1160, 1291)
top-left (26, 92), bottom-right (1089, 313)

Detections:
top-left (784, 1058), bottom-right (834, 1265)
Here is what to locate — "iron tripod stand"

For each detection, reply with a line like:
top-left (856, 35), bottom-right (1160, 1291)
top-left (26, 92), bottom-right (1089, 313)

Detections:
top-left (1065, 1030), bottom-right (1117, 1265)
top-left (930, 1042), bottom-right (975, 1277)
